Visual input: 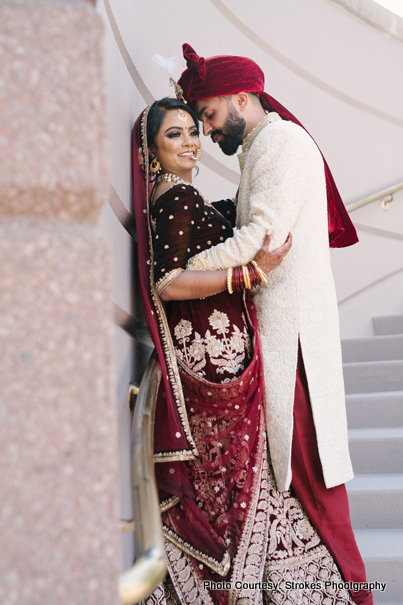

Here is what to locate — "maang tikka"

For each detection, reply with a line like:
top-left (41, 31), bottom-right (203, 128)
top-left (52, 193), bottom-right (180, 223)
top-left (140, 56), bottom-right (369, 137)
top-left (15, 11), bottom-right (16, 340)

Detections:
top-left (177, 108), bottom-right (188, 122)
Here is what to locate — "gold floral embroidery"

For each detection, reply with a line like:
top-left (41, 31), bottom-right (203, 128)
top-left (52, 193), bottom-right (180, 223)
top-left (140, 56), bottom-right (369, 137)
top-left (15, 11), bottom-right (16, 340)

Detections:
top-left (173, 310), bottom-right (250, 379)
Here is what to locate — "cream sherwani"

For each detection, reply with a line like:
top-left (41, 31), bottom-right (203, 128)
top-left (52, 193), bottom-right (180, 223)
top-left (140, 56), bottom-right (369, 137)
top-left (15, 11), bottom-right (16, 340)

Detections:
top-left (189, 113), bottom-right (353, 491)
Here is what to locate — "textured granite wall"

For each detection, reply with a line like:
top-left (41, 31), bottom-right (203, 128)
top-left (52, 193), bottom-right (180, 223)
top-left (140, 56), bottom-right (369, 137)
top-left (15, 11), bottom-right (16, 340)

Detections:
top-left (0, 1), bottom-right (119, 603)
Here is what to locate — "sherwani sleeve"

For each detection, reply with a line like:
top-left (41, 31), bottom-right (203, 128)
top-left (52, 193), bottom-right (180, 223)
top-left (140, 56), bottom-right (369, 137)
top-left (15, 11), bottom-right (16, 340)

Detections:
top-left (188, 123), bottom-right (313, 271)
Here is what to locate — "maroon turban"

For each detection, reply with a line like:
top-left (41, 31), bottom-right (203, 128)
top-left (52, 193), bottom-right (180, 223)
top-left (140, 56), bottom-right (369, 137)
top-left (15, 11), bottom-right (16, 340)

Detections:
top-left (178, 43), bottom-right (358, 248)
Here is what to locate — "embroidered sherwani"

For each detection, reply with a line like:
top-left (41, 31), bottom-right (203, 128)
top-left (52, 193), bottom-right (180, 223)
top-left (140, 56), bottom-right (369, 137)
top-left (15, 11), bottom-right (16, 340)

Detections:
top-left (188, 113), bottom-right (353, 491)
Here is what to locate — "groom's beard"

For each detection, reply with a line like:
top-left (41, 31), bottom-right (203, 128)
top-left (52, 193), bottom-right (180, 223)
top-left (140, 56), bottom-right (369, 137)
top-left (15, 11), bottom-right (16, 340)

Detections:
top-left (211, 105), bottom-right (246, 156)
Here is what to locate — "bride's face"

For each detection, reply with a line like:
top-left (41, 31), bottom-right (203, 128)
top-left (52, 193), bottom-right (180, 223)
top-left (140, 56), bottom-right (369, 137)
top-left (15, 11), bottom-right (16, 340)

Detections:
top-left (153, 109), bottom-right (201, 177)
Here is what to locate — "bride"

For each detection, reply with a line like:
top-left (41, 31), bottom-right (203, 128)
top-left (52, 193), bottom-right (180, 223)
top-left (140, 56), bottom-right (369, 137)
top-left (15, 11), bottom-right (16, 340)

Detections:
top-left (132, 96), bottom-right (352, 605)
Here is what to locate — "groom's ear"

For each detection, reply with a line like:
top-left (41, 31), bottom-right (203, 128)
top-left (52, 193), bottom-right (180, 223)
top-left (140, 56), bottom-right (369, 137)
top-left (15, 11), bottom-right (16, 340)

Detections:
top-left (235, 92), bottom-right (248, 112)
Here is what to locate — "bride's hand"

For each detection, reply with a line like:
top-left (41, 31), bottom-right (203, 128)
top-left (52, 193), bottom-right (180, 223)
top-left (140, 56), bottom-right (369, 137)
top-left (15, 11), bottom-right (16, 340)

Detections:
top-left (253, 232), bottom-right (292, 274)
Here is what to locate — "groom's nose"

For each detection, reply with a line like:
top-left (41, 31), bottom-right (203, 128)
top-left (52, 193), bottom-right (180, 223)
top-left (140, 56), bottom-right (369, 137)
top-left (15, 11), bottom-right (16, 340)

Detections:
top-left (202, 121), bottom-right (212, 137)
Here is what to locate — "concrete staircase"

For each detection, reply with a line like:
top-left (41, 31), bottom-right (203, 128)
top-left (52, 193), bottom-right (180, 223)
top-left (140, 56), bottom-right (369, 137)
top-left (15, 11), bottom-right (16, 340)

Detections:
top-left (342, 315), bottom-right (403, 605)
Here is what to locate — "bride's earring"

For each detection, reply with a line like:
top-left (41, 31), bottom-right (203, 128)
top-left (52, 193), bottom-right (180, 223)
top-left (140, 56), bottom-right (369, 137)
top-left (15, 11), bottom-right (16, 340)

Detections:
top-left (149, 156), bottom-right (161, 175)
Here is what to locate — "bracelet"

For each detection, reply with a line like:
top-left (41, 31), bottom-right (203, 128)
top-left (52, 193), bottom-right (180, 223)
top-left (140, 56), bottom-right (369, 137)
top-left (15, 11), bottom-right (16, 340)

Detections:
top-left (227, 268), bottom-right (233, 294)
top-left (229, 262), bottom-right (267, 293)
top-left (251, 260), bottom-right (268, 284)
top-left (242, 265), bottom-right (251, 289)
top-left (232, 266), bottom-right (244, 291)
top-left (247, 262), bottom-right (262, 289)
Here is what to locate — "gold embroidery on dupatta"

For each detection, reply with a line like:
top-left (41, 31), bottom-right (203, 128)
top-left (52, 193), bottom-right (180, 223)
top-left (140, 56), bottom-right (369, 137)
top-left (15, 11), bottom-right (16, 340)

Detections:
top-left (162, 524), bottom-right (231, 576)
top-left (160, 496), bottom-right (180, 514)
top-left (140, 108), bottom-right (198, 462)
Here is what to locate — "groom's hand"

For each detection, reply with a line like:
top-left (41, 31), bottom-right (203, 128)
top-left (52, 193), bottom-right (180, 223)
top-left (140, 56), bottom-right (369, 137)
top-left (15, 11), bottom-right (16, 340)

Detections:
top-left (253, 232), bottom-right (292, 275)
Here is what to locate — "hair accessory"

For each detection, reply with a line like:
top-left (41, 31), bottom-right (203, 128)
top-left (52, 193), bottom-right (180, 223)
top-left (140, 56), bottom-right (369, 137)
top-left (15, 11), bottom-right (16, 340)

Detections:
top-left (151, 54), bottom-right (187, 103)
top-left (149, 157), bottom-right (161, 175)
top-left (170, 77), bottom-right (187, 104)
top-left (178, 107), bottom-right (188, 122)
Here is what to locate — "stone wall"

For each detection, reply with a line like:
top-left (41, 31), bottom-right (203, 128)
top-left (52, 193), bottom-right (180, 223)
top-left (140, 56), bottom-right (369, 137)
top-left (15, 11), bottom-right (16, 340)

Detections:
top-left (0, 1), bottom-right (119, 603)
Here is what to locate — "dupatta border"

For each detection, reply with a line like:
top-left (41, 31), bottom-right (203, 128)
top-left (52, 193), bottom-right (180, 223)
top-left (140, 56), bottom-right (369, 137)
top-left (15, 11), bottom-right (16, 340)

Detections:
top-left (162, 524), bottom-right (231, 577)
top-left (140, 107), bottom-right (198, 461)
top-left (160, 495), bottom-right (181, 514)
top-left (153, 450), bottom-right (197, 463)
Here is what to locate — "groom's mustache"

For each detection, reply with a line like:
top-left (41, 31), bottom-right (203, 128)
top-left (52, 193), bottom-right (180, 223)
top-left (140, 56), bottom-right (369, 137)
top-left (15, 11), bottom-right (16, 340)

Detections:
top-left (210, 129), bottom-right (223, 143)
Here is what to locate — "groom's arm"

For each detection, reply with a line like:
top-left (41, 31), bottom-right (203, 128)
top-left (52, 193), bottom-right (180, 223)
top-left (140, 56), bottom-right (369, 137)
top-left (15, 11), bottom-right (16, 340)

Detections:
top-left (188, 122), bottom-right (311, 271)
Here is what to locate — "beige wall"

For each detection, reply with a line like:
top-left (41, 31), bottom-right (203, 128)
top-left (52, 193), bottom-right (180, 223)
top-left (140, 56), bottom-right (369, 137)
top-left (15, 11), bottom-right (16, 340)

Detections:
top-left (96, 0), bottom-right (403, 568)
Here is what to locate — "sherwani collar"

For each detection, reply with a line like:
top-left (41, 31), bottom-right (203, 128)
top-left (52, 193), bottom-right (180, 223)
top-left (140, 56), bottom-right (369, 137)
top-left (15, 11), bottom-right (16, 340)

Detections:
top-left (238, 112), bottom-right (281, 171)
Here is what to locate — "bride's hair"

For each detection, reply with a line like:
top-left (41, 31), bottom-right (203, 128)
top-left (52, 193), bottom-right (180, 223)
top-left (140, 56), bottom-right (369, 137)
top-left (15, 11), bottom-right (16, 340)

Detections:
top-left (146, 97), bottom-right (199, 154)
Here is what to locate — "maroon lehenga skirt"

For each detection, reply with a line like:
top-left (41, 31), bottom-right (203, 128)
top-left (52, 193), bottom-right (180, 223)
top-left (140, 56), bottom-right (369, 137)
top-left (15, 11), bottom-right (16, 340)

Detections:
top-left (143, 298), bottom-right (352, 605)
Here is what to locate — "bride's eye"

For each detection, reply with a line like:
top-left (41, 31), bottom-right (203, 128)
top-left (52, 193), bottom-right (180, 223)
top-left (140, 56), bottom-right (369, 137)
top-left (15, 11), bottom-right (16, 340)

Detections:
top-left (167, 132), bottom-right (180, 138)
top-left (190, 130), bottom-right (199, 136)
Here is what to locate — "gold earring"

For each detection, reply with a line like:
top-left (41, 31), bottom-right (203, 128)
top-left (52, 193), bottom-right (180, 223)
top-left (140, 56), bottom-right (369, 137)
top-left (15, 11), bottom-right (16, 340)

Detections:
top-left (149, 157), bottom-right (161, 175)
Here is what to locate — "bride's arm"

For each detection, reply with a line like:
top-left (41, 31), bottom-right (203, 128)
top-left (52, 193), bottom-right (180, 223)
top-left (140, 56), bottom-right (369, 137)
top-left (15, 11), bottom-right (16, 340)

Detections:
top-left (161, 232), bottom-right (292, 301)
top-left (160, 269), bottom-right (227, 301)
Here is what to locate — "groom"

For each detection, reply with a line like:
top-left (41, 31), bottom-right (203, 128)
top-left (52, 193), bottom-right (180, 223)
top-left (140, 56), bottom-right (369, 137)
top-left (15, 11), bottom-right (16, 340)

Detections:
top-left (177, 44), bottom-right (372, 605)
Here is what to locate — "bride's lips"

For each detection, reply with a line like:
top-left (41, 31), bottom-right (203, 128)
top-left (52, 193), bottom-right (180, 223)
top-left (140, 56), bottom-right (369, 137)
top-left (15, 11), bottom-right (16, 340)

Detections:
top-left (178, 151), bottom-right (197, 158)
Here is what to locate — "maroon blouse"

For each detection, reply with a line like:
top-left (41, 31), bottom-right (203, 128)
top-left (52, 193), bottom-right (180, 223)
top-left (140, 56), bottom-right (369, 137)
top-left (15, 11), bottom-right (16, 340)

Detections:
top-left (151, 184), bottom-right (251, 384)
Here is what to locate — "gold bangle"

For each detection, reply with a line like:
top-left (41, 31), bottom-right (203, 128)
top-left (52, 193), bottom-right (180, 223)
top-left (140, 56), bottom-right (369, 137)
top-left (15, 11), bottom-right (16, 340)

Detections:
top-left (242, 265), bottom-right (251, 289)
top-left (227, 268), bottom-right (233, 294)
top-left (251, 260), bottom-right (268, 284)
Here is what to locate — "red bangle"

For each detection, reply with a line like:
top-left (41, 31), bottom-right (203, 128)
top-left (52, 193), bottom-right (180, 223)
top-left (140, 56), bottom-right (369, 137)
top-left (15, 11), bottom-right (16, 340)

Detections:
top-left (247, 262), bottom-right (263, 288)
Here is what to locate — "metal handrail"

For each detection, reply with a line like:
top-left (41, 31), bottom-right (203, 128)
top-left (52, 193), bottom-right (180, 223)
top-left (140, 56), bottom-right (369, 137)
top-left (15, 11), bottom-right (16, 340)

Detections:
top-left (346, 181), bottom-right (403, 213)
top-left (118, 350), bottom-right (166, 605)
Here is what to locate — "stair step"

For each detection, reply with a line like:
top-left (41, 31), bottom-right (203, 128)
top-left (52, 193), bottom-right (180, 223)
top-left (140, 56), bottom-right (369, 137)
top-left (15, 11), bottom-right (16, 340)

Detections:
top-left (347, 474), bottom-right (403, 529)
top-left (343, 360), bottom-right (403, 394)
top-left (346, 391), bottom-right (403, 429)
top-left (373, 314), bottom-right (403, 336)
top-left (354, 529), bottom-right (403, 603)
top-left (348, 427), bottom-right (403, 473)
top-left (342, 334), bottom-right (403, 363)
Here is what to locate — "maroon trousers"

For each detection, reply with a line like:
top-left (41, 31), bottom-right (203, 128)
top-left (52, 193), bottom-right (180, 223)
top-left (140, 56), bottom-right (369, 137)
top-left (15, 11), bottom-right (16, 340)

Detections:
top-left (290, 349), bottom-right (373, 605)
